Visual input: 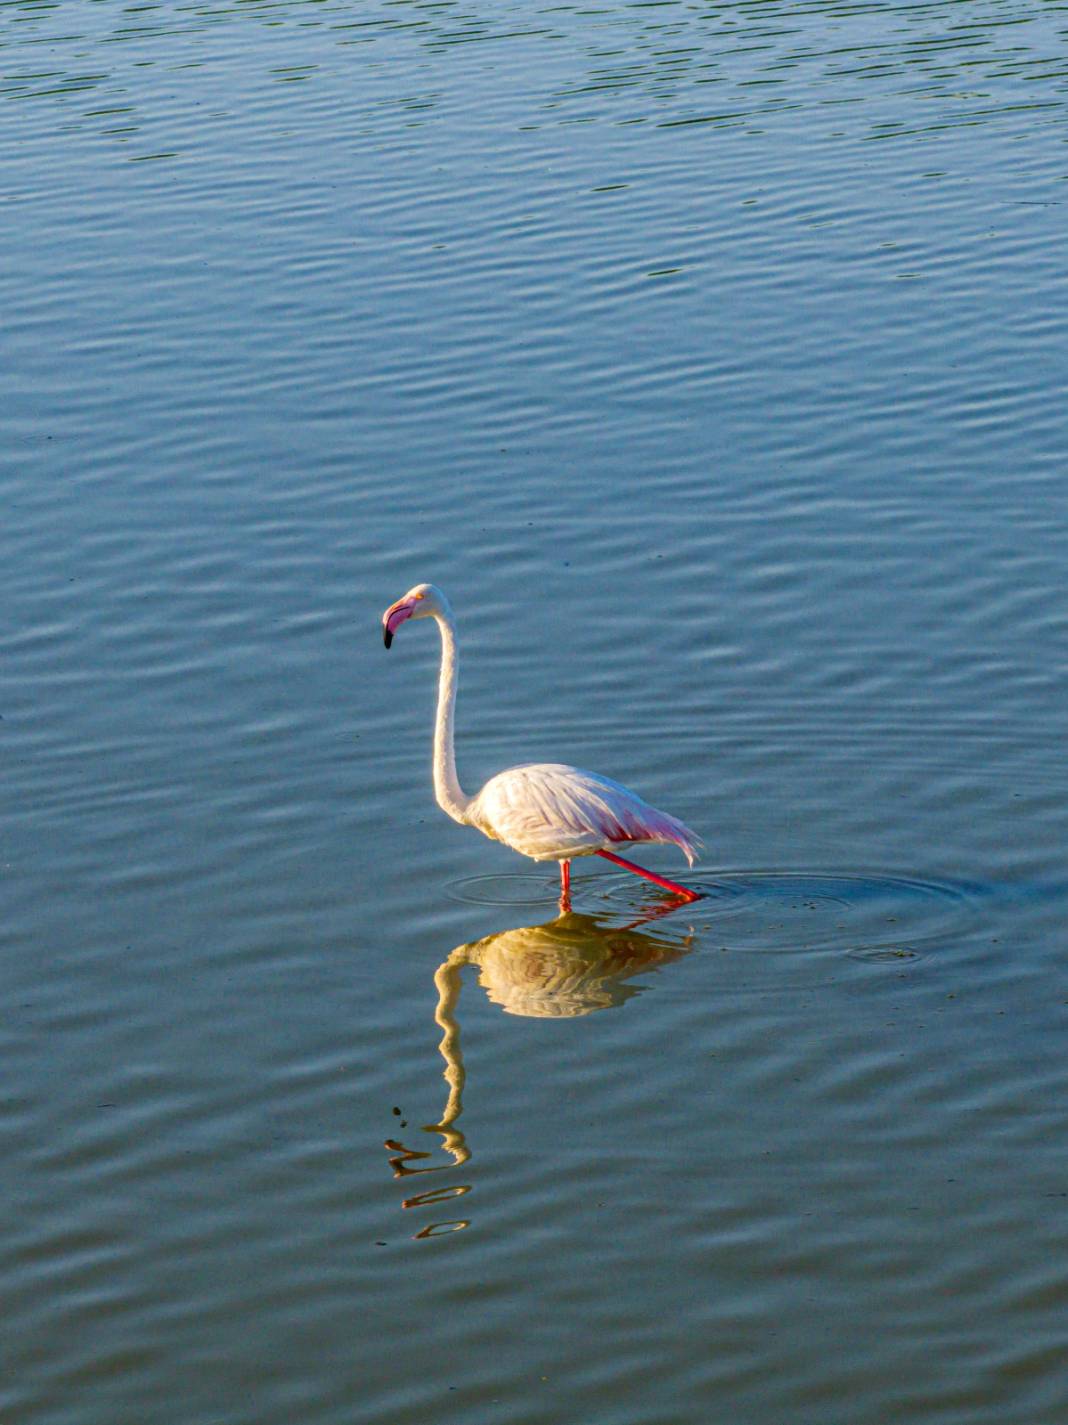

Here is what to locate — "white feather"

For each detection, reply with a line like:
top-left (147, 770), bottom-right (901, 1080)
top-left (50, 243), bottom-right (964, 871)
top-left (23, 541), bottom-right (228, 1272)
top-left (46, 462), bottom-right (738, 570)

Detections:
top-left (466, 763), bottom-right (700, 864)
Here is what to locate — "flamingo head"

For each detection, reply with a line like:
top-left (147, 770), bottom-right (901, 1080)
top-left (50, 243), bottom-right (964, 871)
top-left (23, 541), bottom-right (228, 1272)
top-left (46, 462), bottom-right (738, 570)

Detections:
top-left (382, 583), bottom-right (445, 648)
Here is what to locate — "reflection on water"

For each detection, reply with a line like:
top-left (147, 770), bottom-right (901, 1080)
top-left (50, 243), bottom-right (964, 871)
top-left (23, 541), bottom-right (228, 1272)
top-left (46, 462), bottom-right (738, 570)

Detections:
top-left (387, 867), bottom-right (983, 1237)
top-left (438, 906), bottom-right (695, 1020)
top-left (386, 908), bottom-right (694, 1238)
top-left (5, 0), bottom-right (1068, 1416)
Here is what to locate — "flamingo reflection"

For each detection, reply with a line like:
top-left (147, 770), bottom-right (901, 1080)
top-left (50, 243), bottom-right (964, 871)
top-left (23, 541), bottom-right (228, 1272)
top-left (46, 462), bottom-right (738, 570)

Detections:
top-left (385, 905), bottom-right (694, 1234)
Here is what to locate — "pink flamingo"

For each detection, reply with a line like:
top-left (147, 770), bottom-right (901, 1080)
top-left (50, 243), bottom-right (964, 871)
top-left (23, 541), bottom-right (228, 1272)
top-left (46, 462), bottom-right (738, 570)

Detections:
top-left (382, 584), bottom-right (702, 909)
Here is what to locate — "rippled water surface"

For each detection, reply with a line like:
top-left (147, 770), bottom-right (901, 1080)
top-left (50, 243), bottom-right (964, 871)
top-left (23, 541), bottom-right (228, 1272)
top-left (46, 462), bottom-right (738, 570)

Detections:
top-left (4, 2), bottom-right (1068, 1421)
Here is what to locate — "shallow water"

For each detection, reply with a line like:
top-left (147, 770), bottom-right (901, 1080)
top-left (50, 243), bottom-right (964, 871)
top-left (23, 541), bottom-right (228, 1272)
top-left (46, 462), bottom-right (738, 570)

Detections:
top-left (3, 1), bottom-right (1068, 1421)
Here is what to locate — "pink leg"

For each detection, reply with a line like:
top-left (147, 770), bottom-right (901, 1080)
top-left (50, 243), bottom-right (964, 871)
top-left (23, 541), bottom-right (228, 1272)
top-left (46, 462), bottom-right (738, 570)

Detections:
top-left (596, 849), bottom-right (702, 902)
top-left (559, 859), bottom-right (571, 911)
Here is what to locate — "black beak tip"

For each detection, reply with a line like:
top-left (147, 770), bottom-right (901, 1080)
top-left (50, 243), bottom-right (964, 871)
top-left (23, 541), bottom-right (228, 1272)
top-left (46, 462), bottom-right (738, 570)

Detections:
top-left (383, 627), bottom-right (393, 649)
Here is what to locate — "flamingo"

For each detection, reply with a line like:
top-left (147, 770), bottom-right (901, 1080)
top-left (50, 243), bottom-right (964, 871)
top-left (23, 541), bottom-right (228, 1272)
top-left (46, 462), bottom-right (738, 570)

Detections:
top-left (381, 584), bottom-right (702, 909)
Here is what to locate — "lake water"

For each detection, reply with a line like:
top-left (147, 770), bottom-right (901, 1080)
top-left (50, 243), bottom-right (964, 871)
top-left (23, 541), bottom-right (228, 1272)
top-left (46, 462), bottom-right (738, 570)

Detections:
top-left (3, 1), bottom-right (1068, 1421)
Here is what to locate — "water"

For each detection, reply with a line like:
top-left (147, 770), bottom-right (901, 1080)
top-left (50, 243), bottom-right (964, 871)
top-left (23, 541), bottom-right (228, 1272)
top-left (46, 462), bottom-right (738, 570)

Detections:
top-left (3, 1), bottom-right (1068, 1420)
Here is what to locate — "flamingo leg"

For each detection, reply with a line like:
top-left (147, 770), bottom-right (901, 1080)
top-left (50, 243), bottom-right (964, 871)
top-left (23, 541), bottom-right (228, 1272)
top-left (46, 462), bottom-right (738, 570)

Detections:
top-left (559, 859), bottom-right (571, 912)
top-left (595, 849), bottom-right (702, 902)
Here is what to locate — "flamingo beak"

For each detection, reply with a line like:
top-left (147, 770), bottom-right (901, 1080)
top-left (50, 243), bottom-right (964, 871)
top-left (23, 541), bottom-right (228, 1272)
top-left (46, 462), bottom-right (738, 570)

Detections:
top-left (382, 598), bottom-right (416, 648)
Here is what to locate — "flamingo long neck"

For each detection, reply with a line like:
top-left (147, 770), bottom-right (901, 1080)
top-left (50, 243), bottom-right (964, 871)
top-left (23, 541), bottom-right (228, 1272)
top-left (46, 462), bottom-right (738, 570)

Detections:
top-left (432, 606), bottom-right (471, 824)
top-left (428, 954), bottom-right (470, 1165)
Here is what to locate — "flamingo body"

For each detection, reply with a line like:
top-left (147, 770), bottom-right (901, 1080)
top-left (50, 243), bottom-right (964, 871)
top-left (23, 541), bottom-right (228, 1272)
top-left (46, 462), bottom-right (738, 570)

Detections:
top-left (381, 583), bottom-right (701, 905)
top-left (466, 762), bottom-right (699, 865)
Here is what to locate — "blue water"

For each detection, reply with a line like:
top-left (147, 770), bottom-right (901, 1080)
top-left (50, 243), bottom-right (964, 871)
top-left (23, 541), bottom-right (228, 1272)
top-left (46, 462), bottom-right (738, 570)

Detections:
top-left (3, 2), bottom-right (1068, 1422)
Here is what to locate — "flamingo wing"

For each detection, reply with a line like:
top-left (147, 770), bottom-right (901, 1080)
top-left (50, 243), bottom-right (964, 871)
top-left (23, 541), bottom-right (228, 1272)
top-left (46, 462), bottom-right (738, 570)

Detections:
top-left (466, 763), bottom-right (701, 864)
